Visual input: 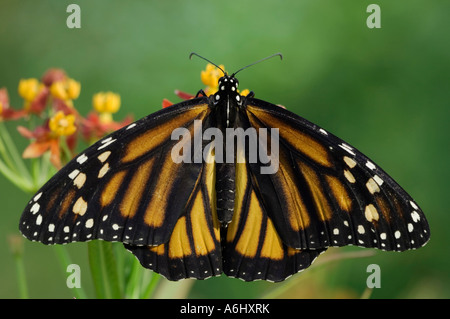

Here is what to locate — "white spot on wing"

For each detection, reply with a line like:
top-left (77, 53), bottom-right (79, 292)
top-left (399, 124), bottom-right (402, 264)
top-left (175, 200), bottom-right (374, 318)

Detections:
top-left (34, 192), bottom-right (42, 202)
top-left (77, 154), bottom-right (88, 164)
top-left (30, 203), bottom-right (40, 215)
top-left (366, 178), bottom-right (380, 194)
top-left (98, 138), bottom-right (116, 150)
top-left (73, 197), bottom-right (88, 216)
top-left (339, 143), bottom-right (355, 156)
top-left (98, 163), bottom-right (110, 178)
top-left (69, 169), bottom-right (80, 180)
top-left (73, 172), bottom-right (87, 189)
top-left (411, 211), bottom-right (421, 222)
top-left (344, 169), bottom-right (356, 183)
top-left (373, 175), bottom-right (384, 186)
top-left (364, 204), bottom-right (379, 222)
top-left (98, 151), bottom-right (111, 163)
top-left (85, 218), bottom-right (94, 229)
top-left (357, 225), bottom-right (365, 234)
top-left (343, 156), bottom-right (356, 168)
top-left (365, 161), bottom-right (376, 170)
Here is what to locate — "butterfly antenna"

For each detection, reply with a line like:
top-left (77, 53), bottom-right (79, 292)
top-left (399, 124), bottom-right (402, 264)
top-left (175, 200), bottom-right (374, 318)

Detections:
top-left (189, 52), bottom-right (226, 75)
top-left (232, 53), bottom-right (283, 76)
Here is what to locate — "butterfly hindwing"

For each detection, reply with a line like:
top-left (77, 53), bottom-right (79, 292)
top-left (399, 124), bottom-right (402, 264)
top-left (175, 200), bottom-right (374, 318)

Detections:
top-left (243, 97), bottom-right (430, 252)
top-left (125, 142), bottom-right (223, 280)
top-left (19, 98), bottom-right (212, 247)
top-left (223, 144), bottom-right (326, 282)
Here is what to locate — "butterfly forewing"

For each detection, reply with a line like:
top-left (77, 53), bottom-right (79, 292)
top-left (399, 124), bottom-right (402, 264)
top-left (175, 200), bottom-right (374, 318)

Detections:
top-left (244, 98), bottom-right (430, 252)
top-left (19, 99), bottom-right (211, 247)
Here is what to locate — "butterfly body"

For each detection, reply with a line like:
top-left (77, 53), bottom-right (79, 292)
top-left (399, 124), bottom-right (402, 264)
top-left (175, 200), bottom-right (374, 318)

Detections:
top-left (19, 67), bottom-right (430, 282)
top-left (209, 75), bottom-right (241, 223)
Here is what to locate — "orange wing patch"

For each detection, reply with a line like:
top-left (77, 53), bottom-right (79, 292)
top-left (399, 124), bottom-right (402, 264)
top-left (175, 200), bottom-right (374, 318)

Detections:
top-left (122, 106), bottom-right (209, 163)
top-left (247, 106), bottom-right (332, 168)
top-left (120, 158), bottom-right (155, 218)
top-left (298, 160), bottom-right (333, 222)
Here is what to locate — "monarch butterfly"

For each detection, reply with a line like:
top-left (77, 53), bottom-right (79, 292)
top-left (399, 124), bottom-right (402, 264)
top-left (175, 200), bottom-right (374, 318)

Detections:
top-left (19, 53), bottom-right (430, 282)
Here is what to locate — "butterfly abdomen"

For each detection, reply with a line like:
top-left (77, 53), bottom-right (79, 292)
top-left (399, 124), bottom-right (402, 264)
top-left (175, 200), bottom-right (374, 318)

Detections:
top-left (216, 162), bottom-right (235, 224)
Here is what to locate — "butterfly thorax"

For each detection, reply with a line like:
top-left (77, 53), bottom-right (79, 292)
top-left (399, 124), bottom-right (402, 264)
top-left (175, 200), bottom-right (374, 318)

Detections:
top-left (210, 75), bottom-right (243, 224)
top-left (212, 75), bottom-right (242, 129)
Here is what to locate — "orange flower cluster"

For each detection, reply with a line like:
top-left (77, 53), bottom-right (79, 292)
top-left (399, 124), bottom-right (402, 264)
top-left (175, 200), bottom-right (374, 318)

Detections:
top-left (1, 69), bottom-right (132, 168)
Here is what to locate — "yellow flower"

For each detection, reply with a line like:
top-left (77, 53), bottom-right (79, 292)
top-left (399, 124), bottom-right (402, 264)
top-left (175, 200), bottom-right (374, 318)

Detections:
top-left (49, 111), bottom-right (77, 136)
top-left (198, 64), bottom-right (250, 97)
top-left (201, 64), bottom-right (225, 96)
top-left (66, 78), bottom-right (81, 99)
top-left (18, 78), bottom-right (42, 101)
top-left (50, 78), bottom-right (81, 101)
top-left (239, 89), bottom-right (250, 96)
top-left (93, 92), bottom-right (121, 120)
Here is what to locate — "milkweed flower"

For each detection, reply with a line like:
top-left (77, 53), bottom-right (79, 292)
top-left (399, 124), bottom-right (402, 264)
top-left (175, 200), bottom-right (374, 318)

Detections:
top-left (50, 78), bottom-right (81, 102)
top-left (0, 88), bottom-right (25, 121)
top-left (49, 111), bottom-right (77, 137)
top-left (18, 78), bottom-right (42, 102)
top-left (80, 92), bottom-right (132, 142)
top-left (92, 91), bottom-right (121, 124)
top-left (19, 123), bottom-right (62, 169)
top-left (201, 63), bottom-right (226, 96)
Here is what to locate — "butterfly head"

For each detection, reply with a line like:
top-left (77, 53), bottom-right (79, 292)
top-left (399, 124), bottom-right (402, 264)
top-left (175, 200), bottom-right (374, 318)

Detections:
top-left (213, 74), bottom-right (242, 106)
top-left (218, 75), bottom-right (239, 93)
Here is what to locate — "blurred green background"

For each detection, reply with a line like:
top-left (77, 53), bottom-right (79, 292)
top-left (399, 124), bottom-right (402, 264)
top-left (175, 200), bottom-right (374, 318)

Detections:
top-left (0, 0), bottom-right (449, 299)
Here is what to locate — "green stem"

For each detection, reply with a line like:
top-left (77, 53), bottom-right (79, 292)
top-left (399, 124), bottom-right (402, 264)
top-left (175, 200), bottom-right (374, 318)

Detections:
top-left (60, 137), bottom-right (73, 166)
top-left (37, 152), bottom-right (55, 187)
top-left (0, 122), bottom-right (32, 181)
top-left (8, 235), bottom-right (29, 298)
top-left (88, 241), bottom-right (107, 299)
top-left (87, 241), bottom-right (122, 299)
top-left (14, 255), bottom-right (28, 298)
top-left (0, 158), bottom-right (33, 192)
top-left (114, 243), bottom-right (125, 294)
top-left (31, 157), bottom-right (40, 188)
top-left (124, 257), bottom-right (142, 299)
top-left (0, 129), bottom-right (17, 172)
top-left (141, 271), bottom-right (161, 299)
top-left (102, 241), bottom-right (122, 299)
